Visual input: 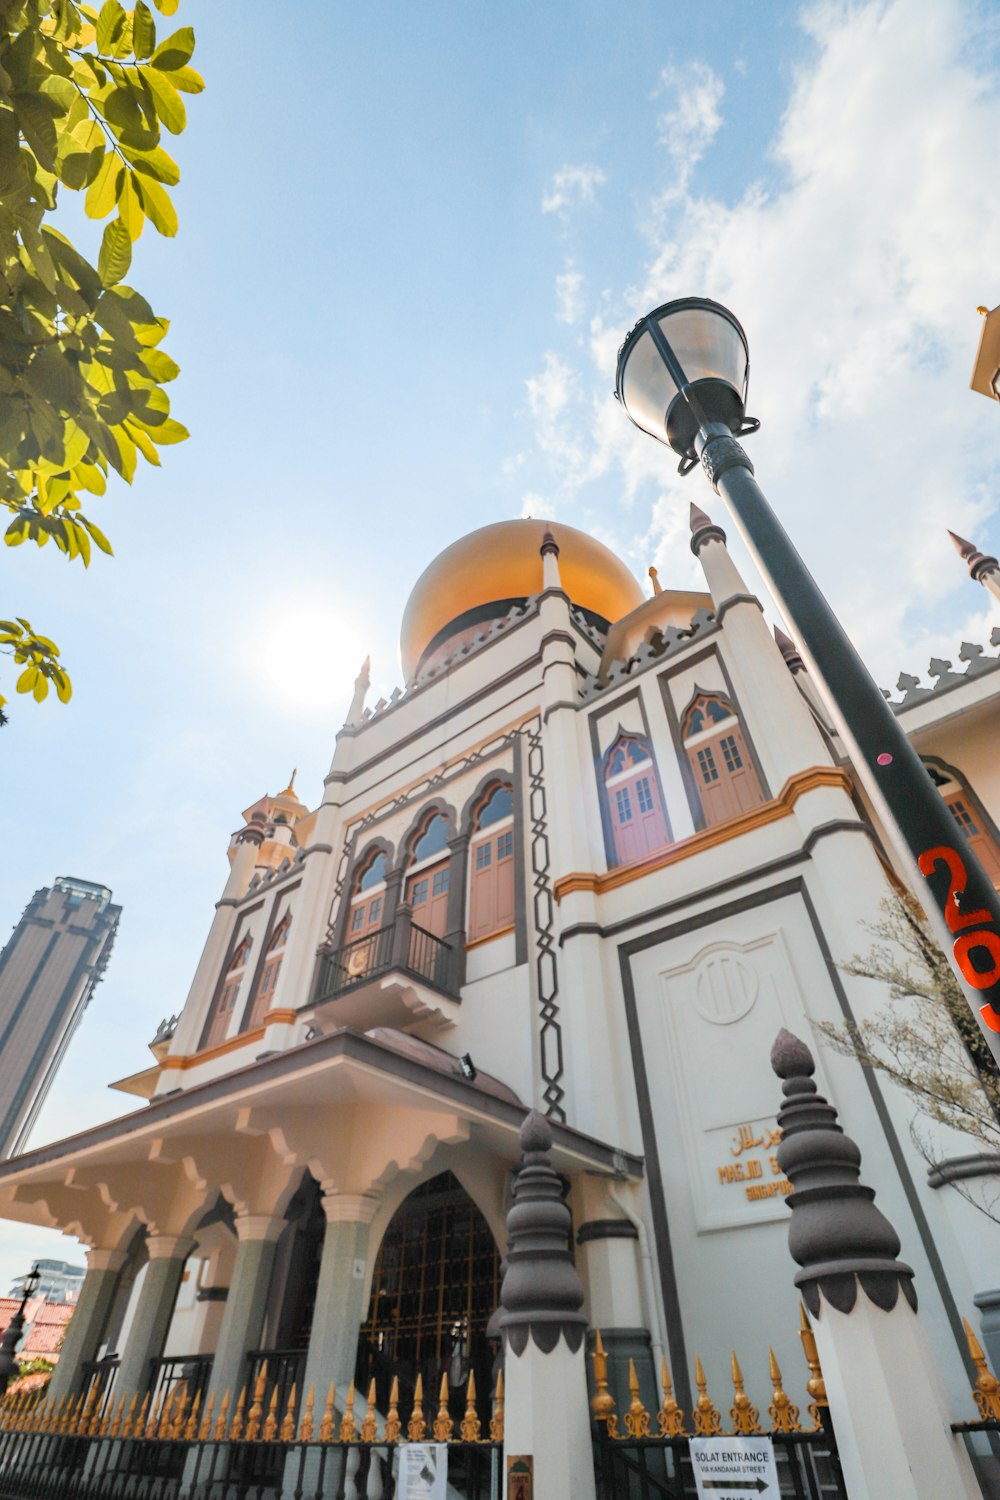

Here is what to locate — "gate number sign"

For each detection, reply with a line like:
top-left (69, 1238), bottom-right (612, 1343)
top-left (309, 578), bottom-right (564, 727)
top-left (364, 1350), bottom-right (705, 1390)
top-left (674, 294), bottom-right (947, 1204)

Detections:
top-left (690, 1436), bottom-right (780, 1499)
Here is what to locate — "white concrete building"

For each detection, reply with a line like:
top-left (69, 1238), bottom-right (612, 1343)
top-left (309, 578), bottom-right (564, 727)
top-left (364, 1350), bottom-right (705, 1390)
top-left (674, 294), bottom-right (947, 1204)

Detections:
top-left (0, 513), bottom-right (997, 1438)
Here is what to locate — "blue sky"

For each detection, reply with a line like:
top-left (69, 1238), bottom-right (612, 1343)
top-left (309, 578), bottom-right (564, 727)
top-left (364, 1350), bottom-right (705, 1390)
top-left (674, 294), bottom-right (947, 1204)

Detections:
top-left (2, 0), bottom-right (1000, 1286)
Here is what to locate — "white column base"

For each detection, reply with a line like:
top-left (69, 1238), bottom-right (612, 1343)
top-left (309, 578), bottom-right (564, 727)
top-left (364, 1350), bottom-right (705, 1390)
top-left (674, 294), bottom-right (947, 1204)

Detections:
top-left (503, 1338), bottom-right (596, 1500)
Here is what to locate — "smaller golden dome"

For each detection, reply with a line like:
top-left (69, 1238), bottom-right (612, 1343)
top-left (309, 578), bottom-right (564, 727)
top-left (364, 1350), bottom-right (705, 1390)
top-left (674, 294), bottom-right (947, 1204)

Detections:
top-left (400, 519), bottom-right (645, 678)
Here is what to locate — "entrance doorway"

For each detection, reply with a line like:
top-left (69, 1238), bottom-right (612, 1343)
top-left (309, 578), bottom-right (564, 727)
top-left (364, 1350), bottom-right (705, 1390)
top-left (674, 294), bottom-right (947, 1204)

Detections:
top-left (357, 1171), bottom-right (501, 1423)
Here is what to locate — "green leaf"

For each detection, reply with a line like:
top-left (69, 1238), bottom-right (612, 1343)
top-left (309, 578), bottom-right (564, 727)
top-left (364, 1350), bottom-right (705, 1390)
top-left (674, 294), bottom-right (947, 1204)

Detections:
top-left (134, 172), bottom-right (177, 236)
top-left (80, 517), bottom-right (114, 554)
top-left (161, 63), bottom-right (204, 95)
top-left (85, 153), bottom-right (121, 219)
top-left (150, 26), bottom-right (194, 71)
top-left (32, 673), bottom-right (49, 702)
top-left (97, 217), bottom-right (132, 285)
top-left (122, 142), bottom-right (180, 185)
top-left (12, 91), bottom-right (59, 170)
top-left (133, 2), bottom-right (156, 59)
top-left (16, 666), bottom-right (39, 695)
top-left (153, 0), bottom-right (179, 13)
top-left (139, 65), bottom-right (185, 133)
top-left (96, 0), bottom-right (127, 53)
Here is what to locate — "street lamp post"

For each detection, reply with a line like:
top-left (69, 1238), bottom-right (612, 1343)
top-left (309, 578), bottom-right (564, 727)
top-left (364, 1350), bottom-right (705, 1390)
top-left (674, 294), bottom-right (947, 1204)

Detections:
top-left (616, 297), bottom-right (1000, 1068)
top-left (0, 1264), bottom-right (41, 1397)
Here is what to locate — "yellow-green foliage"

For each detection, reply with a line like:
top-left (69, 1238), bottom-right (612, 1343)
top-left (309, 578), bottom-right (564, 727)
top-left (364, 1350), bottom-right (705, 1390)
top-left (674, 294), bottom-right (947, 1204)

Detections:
top-left (0, 0), bottom-right (201, 711)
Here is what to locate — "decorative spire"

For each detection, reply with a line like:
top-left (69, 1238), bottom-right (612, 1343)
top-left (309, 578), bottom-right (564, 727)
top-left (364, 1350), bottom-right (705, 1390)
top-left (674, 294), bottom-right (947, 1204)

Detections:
top-left (774, 625), bottom-right (805, 675)
top-left (357, 656), bottom-right (371, 688)
top-left (948, 529), bottom-right (1000, 586)
top-left (540, 526), bottom-right (564, 592)
top-left (282, 769), bottom-right (297, 797)
top-left (345, 657), bottom-right (372, 728)
top-left (690, 501), bottom-right (727, 555)
top-left (540, 527), bottom-right (560, 557)
top-left (500, 1110), bottom-right (587, 1355)
top-left (648, 565), bottom-right (663, 596)
top-left (771, 1028), bottom-right (916, 1316)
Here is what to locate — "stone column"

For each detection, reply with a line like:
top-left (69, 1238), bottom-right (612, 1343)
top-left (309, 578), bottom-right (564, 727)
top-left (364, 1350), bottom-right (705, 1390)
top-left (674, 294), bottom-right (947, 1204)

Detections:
top-left (206, 1215), bottom-right (285, 1407)
top-left (501, 1112), bottom-right (596, 1500)
top-left (46, 1248), bottom-right (127, 1403)
top-left (771, 1030), bottom-right (981, 1500)
top-left (115, 1235), bottom-right (194, 1400)
top-left (300, 1192), bottom-right (380, 1404)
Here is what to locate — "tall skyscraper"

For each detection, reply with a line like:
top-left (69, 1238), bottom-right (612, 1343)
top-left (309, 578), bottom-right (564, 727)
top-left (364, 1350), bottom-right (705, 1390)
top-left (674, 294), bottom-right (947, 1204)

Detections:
top-left (0, 877), bottom-right (120, 1159)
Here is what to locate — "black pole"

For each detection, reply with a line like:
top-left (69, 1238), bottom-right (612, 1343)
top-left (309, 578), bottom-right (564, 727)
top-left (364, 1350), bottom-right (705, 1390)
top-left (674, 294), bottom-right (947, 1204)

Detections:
top-left (0, 1279), bottom-right (34, 1397)
top-left (692, 420), bottom-right (1000, 1066)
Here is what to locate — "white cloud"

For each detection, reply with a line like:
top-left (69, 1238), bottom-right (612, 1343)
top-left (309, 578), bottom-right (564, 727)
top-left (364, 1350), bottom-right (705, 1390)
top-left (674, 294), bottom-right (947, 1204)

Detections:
top-left (556, 262), bottom-right (586, 324)
top-left (521, 0), bottom-right (1000, 683)
top-left (541, 163), bottom-right (607, 217)
top-left (654, 61), bottom-right (725, 199)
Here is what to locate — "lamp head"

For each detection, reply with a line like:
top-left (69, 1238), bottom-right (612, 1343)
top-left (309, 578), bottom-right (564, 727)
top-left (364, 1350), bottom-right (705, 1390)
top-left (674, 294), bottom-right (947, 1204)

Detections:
top-left (615, 297), bottom-right (756, 467)
top-left (23, 1265), bottom-right (40, 1298)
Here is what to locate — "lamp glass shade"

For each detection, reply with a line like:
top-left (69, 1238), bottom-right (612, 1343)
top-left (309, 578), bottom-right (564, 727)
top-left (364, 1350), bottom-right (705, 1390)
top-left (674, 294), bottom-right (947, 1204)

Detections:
top-left (616, 298), bottom-right (749, 453)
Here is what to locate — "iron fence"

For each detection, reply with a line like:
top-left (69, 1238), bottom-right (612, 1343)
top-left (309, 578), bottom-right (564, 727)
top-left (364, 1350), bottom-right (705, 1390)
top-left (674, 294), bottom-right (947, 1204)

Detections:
top-left (0, 1426), bottom-right (499, 1500)
top-left (593, 1428), bottom-right (847, 1500)
top-left (314, 920), bottom-right (456, 1001)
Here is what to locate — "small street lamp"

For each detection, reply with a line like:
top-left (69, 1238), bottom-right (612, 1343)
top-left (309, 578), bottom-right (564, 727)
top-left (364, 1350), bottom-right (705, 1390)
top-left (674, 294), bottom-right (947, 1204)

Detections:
top-left (971, 305), bottom-right (1000, 402)
top-left (616, 296), bottom-right (1000, 1066)
top-left (0, 1264), bottom-right (41, 1397)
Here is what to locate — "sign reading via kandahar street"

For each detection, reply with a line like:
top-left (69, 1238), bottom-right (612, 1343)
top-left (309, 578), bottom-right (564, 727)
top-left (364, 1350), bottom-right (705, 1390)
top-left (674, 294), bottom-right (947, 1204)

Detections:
top-left (690, 1436), bottom-right (780, 1500)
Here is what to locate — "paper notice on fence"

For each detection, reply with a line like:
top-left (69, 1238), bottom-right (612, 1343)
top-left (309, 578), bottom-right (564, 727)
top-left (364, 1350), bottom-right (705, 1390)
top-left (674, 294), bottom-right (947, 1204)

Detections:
top-left (397, 1442), bottom-right (448, 1499)
top-left (689, 1436), bottom-right (780, 1500)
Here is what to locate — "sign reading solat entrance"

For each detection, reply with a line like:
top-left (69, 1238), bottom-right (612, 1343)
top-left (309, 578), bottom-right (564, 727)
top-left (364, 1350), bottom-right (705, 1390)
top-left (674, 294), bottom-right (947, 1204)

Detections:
top-left (690, 1436), bottom-right (779, 1499)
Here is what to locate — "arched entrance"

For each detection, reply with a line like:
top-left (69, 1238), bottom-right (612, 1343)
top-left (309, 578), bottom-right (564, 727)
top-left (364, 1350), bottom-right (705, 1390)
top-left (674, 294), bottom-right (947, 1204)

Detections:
top-left (356, 1171), bottom-right (501, 1421)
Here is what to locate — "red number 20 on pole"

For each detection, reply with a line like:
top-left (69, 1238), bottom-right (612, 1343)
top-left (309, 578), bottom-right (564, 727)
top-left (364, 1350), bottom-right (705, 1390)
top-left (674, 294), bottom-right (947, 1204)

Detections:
top-left (917, 845), bottom-right (1000, 1033)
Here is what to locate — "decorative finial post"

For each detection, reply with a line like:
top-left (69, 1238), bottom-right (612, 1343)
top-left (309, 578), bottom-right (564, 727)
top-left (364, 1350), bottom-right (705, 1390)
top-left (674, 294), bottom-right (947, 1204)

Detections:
top-left (773, 626), bottom-right (805, 675)
top-left (689, 501), bottom-right (727, 555)
top-left (540, 526), bottom-right (563, 592)
top-left (648, 565), bottom-right (662, 596)
top-left (345, 657), bottom-right (372, 728)
top-left (771, 1030), bottom-right (981, 1500)
top-left (947, 529), bottom-right (1000, 603)
top-left (500, 1110), bottom-right (596, 1499)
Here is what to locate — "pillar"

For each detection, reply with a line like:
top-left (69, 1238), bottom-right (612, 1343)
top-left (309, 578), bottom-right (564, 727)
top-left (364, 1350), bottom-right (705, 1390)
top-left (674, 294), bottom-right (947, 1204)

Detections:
top-left (206, 1215), bottom-right (285, 1407)
top-left (45, 1248), bottom-right (126, 1403)
top-left (115, 1235), bottom-right (194, 1400)
top-left (770, 1029), bottom-right (980, 1500)
top-left (501, 1112), bottom-right (596, 1500)
top-left (299, 1192), bottom-right (379, 1403)
top-left (949, 530), bottom-right (1000, 606)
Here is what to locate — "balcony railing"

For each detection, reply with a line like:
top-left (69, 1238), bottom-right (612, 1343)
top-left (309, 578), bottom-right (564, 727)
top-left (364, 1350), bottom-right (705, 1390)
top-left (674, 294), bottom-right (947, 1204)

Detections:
top-left (314, 914), bottom-right (458, 1004)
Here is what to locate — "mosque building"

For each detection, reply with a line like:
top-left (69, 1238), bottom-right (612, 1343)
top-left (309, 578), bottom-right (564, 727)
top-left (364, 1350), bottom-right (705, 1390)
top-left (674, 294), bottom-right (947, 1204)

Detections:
top-left (0, 511), bottom-right (998, 1432)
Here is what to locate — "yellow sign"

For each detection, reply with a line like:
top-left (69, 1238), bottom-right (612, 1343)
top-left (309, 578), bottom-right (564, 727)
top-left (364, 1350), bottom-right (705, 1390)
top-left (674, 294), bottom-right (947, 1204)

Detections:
top-left (715, 1123), bottom-right (792, 1203)
top-left (507, 1455), bottom-right (533, 1500)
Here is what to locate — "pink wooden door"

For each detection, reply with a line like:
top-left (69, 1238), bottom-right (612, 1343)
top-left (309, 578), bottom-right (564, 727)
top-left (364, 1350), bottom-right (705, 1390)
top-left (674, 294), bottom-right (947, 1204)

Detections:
top-left (408, 862), bottom-right (450, 937)
top-left (946, 792), bottom-right (1000, 885)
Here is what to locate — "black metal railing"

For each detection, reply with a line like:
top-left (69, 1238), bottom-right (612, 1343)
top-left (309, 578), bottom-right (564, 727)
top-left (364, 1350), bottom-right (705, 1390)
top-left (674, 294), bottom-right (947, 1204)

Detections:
top-left (314, 916), bottom-right (457, 1002)
top-left (78, 1357), bottom-right (119, 1416)
top-left (147, 1354), bottom-right (214, 1413)
top-left (593, 1426), bottom-right (848, 1500)
top-left (0, 1424), bottom-right (500, 1499)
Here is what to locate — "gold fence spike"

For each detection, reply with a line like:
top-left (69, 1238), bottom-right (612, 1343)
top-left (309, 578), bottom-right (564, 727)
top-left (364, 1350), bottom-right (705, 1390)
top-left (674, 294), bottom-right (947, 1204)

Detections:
top-left (433, 1372), bottom-right (453, 1442)
top-left (964, 1317), bottom-right (1000, 1420)
top-left (590, 1330), bottom-right (620, 1437)
top-left (384, 1376), bottom-right (401, 1443)
top-left (170, 1387), bottom-right (189, 1440)
top-left (213, 1390), bottom-right (230, 1442)
top-left (145, 1389), bottom-right (161, 1439)
top-left (489, 1369), bottom-right (504, 1444)
top-left (299, 1385), bottom-right (315, 1443)
top-left (230, 1385), bottom-right (247, 1442)
top-left (246, 1367), bottom-right (264, 1442)
top-left (767, 1348), bottom-right (801, 1433)
top-left (263, 1386), bottom-right (279, 1442)
top-left (693, 1356), bottom-right (723, 1437)
top-left (658, 1357), bottom-right (686, 1437)
top-left (184, 1391), bottom-right (202, 1442)
top-left (132, 1392), bottom-right (149, 1440)
top-left (729, 1351), bottom-right (762, 1435)
top-left (624, 1358), bottom-right (652, 1439)
top-left (73, 1393), bottom-right (87, 1435)
top-left (199, 1391), bottom-right (215, 1442)
top-left (319, 1383), bottom-right (336, 1443)
top-left (360, 1378), bottom-right (378, 1443)
top-left (281, 1383), bottom-right (298, 1443)
top-left (99, 1400), bottom-right (113, 1439)
top-left (82, 1385), bottom-right (100, 1436)
top-left (460, 1370), bottom-right (481, 1443)
top-left (340, 1380), bottom-right (357, 1442)
top-left (407, 1373), bottom-right (426, 1441)
top-left (799, 1304), bottom-right (827, 1430)
top-left (121, 1393), bottom-right (138, 1439)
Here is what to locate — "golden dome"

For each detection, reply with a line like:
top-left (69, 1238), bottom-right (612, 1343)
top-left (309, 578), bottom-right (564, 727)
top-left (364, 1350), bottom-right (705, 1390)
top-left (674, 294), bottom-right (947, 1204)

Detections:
top-left (400, 519), bottom-right (645, 678)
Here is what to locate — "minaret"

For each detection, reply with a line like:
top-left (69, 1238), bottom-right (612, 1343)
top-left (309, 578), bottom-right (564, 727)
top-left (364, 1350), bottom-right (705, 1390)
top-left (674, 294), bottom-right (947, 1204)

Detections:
top-left (689, 502), bottom-right (830, 786)
top-left (345, 657), bottom-right (371, 728)
top-left (948, 529), bottom-right (1000, 605)
top-left (774, 625), bottom-right (834, 730)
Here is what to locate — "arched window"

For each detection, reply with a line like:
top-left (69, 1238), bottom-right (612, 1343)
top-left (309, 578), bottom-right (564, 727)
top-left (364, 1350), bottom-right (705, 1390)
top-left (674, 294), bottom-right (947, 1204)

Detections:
top-left (603, 734), bottom-right (671, 865)
top-left (348, 850), bottom-right (387, 942)
top-left (926, 762), bottom-right (1000, 885)
top-left (468, 784), bottom-right (515, 943)
top-left (682, 692), bottom-right (763, 826)
top-left (247, 911), bottom-right (292, 1030)
top-left (205, 933), bottom-right (252, 1049)
top-left (406, 813), bottom-right (451, 939)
